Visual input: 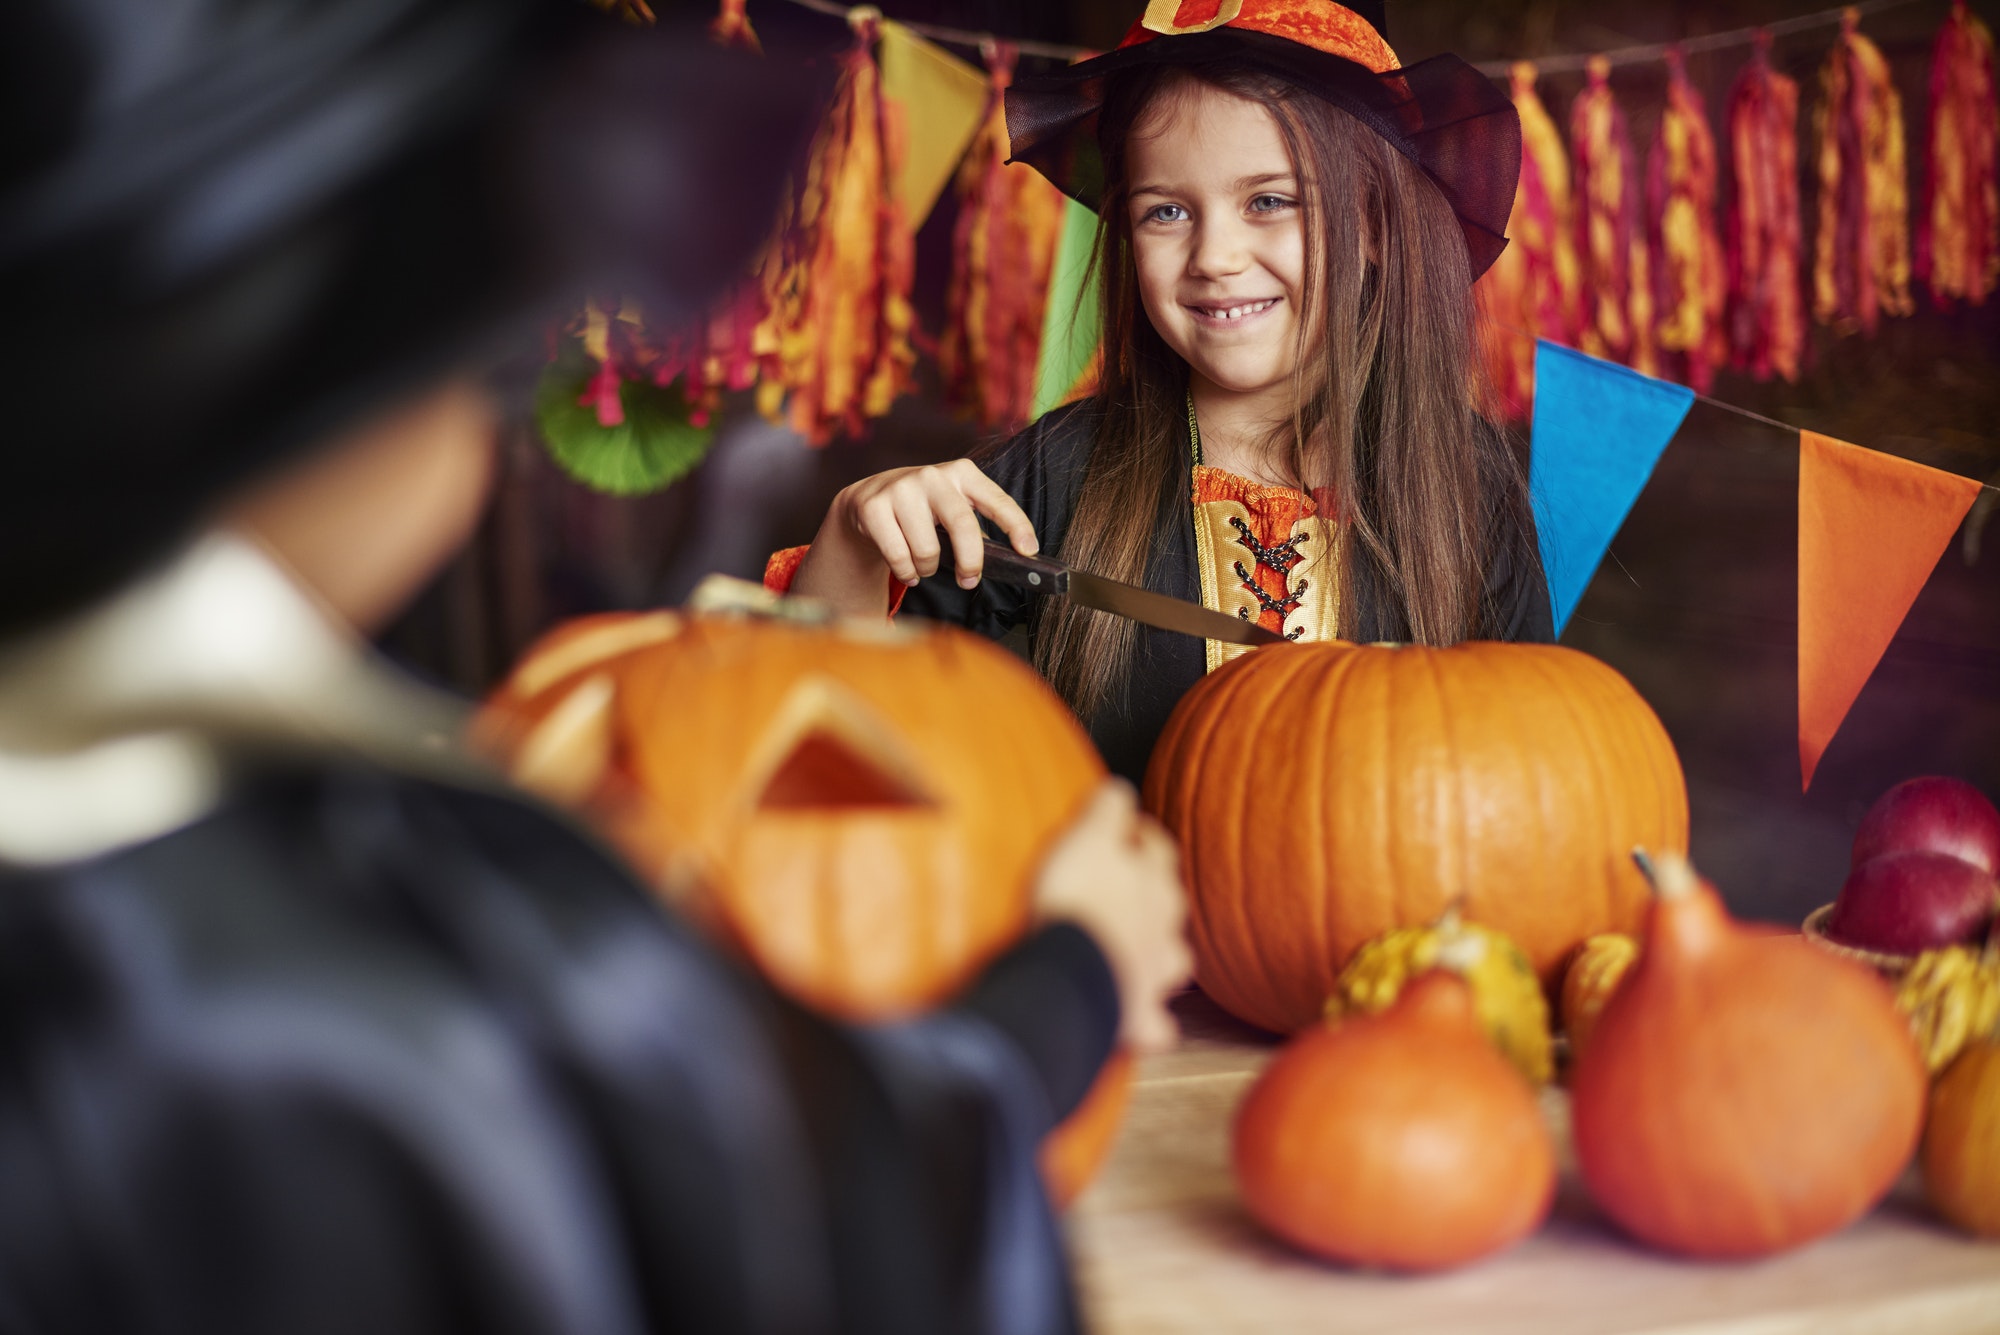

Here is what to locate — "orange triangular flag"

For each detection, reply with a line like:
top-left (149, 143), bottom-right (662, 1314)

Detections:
top-left (1798, 431), bottom-right (1982, 789)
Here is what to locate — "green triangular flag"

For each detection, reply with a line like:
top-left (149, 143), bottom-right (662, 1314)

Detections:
top-left (1030, 198), bottom-right (1101, 420)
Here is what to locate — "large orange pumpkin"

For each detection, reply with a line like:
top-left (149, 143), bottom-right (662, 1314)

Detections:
top-left (475, 597), bottom-right (1132, 1200)
top-left (480, 604), bottom-right (1105, 1015)
top-left (1144, 640), bottom-right (1687, 1034)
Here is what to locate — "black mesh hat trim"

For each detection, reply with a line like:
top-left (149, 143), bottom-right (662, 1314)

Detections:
top-left (1004, 28), bottom-right (1519, 279)
top-left (0, 1), bottom-right (820, 635)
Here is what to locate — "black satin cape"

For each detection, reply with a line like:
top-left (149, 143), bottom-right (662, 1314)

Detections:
top-left (0, 760), bottom-right (1117, 1334)
top-left (903, 401), bottom-right (1555, 785)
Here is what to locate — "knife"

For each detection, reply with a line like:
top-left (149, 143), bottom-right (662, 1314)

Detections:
top-left (979, 541), bottom-right (1285, 648)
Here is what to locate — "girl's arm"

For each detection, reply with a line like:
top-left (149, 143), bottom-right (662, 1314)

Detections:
top-left (790, 460), bottom-right (1042, 617)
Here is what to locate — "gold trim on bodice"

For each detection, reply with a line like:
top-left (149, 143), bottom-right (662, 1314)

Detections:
top-left (1190, 466), bottom-right (1341, 671)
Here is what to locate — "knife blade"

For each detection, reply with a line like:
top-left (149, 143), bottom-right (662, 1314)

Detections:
top-left (980, 541), bottom-right (1285, 647)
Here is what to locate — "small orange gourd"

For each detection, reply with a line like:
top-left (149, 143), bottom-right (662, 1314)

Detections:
top-left (1232, 957), bottom-right (1556, 1272)
top-left (1571, 851), bottom-right (1928, 1258)
top-left (1922, 1031), bottom-right (2000, 1236)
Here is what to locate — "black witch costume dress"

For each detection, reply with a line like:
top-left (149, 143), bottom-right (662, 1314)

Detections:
top-left (0, 536), bottom-right (1115, 1335)
top-left (0, 3), bottom-right (1116, 1331)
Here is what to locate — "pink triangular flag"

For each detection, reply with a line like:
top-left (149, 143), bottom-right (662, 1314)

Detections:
top-left (1799, 431), bottom-right (1982, 789)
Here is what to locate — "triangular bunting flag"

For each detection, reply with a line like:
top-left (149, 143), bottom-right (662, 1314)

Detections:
top-left (877, 22), bottom-right (989, 231)
top-left (1030, 197), bottom-right (1102, 418)
top-left (1528, 341), bottom-right (1695, 633)
top-left (1798, 432), bottom-right (1982, 789)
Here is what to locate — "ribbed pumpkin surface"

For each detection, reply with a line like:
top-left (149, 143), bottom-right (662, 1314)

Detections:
top-left (1143, 640), bottom-right (1688, 1034)
top-left (487, 613), bottom-right (1105, 1019)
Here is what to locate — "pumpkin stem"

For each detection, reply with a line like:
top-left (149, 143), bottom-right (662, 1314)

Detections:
top-left (1434, 926), bottom-right (1488, 976)
top-left (1633, 847), bottom-right (1699, 901)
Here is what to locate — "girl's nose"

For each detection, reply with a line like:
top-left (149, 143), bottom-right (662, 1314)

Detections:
top-left (1186, 218), bottom-right (1251, 278)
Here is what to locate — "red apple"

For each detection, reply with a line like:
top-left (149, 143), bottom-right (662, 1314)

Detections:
top-left (1851, 776), bottom-right (2000, 876)
top-left (1824, 850), bottom-right (1999, 955)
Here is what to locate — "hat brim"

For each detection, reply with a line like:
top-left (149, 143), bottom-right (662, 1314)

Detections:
top-left (1004, 29), bottom-right (1518, 280)
top-left (0, 4), bottom-right (822, 635)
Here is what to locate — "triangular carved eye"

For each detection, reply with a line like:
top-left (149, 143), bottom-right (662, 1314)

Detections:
top-left (759, 730), bottom-right (931, 810)
top-left (748, 676), bottom-right (936, 812)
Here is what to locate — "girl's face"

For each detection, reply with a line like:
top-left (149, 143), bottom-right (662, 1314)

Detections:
top-left (1125, 81), bottom-right (1308, 407)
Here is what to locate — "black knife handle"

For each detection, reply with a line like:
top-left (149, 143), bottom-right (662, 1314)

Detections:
top-left (979, 540), bottom-right (1069, 593)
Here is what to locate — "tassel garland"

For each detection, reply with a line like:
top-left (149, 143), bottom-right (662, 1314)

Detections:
top-left (1474, 61), bottom-right (1582, 419)
top-left (752, 14), bottom-right (918, 444)
top-left (1919, 0), bottom-right (1999, 306)
top-left (1647, 48), bottom-right (1728, 394)
top-left (1569, 56), bottom-right (1647, 368)
top-left (1725, 31), bottom-right (1806, 381)
top-left (710, 0), bottom-right (762, 52)
top-left (1814, 7), bottom-right (1913, 334)
top-left (939, 44), bottom-right (1068, 432)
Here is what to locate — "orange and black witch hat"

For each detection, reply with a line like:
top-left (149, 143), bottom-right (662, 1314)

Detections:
top-left (1005, 0), bottom-right (1519, 279)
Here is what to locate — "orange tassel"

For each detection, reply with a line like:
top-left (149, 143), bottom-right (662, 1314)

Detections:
top-left (1473, 61), bottom-right (1582, 420)
top-left (587, 0), bottom-right (657, 24)
top-left (710, 0), bottom-right (762, 53)
top-left (753, 14), bottom-right (917, 444)
top-left (1813, 7), bottom-right (1913, 334)
top-left (1919, 0), bottom-right (1999, 306)
top-left (1569, 56), bottom-right (1646, 366)
top-left (1725, 31), bottom-right (1805, 381)
top-left (939, 45), bottom-right (1067, 432)
top-left (1647, 47), bottom-right (1727, 394)
top-left (570, 296), bottom-right (655, 426)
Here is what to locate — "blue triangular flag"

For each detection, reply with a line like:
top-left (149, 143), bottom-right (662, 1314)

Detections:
top-left (1529, 342), bottom-right (1695, 634)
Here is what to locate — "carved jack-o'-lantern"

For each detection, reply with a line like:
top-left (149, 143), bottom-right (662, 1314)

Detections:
top-left (474, 590), bottom-right (1126, 1203)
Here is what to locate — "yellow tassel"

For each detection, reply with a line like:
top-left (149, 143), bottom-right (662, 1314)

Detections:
top-left (1814, 7), bottom-right (1915, 334)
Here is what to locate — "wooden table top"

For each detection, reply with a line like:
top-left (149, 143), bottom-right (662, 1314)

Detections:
top-left (1065, 991), bottom-right (2000, 1335)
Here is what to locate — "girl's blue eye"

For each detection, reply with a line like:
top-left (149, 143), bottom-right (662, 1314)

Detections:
top-left (1249, 194), bottom-right (1296, 214)
top-left (1142, 203), bottom-right (1188, 224)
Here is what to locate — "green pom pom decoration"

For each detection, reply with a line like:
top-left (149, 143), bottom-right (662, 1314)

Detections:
top-left (535, 353), bottom-right (715, 496)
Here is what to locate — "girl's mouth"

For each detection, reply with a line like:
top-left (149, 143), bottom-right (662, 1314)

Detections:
top-left (1188, 298), bottom-right (1280, 327)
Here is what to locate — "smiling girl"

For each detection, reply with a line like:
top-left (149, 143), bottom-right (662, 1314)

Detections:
top-left (782, 0), bottom-right (1552, 782)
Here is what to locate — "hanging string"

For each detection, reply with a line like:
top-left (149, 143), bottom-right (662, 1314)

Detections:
top-left (767, 0), bottom-right (1933, 76)
top-left (1470, 0), bottom-right (1927, 77)
top-left (1501, 326), bottom-right (2000, 493)
top-left (777, 0), bottom-right (1090, 61)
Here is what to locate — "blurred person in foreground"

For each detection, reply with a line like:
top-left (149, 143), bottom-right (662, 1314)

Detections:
top-left (0, 3), bottom-right (1189, 1332)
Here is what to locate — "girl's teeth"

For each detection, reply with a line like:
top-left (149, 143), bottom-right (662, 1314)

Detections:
top-left (1209, 300), bottom-right (1274, 320)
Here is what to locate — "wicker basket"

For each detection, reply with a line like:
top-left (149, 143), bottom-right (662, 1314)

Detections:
top-left (1801, 903), bottom-right (1920, 981)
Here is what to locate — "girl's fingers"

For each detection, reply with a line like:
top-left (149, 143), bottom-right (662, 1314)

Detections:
top-left (855, 493), bottom-right (919, 585)
top-left (890, 487), bottom-right (944, 579)
top-left (932, 490), bottom-right (988, 589)
top-left (957, 467), bottom-right (1040, 556)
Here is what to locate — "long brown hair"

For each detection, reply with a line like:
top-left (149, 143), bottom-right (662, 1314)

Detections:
top-left (1033, 62), bottom-right (1539, 722)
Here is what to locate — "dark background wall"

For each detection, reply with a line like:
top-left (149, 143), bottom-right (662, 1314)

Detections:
top-left (386, 0), bottom-right (2000, 925)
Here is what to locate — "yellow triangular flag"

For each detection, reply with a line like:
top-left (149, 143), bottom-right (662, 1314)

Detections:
top-left (877, 22), bottom-right (988, 231)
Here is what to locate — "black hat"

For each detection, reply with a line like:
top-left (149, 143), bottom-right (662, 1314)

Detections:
top-left (0, 0), bottom-right (819, 635)
top-left (1003, 0), bottom-right (1519, 280)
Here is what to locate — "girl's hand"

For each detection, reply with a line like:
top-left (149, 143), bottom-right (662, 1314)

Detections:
top-left (1033, 780), bottom-right (1193, 1054)
top-left (791, 460), bottom-right (1039, 615)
